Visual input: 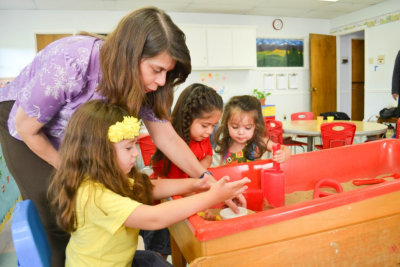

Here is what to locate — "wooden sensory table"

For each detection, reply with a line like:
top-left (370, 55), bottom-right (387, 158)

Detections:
top-left (168, 139), bottom-right (400, 266)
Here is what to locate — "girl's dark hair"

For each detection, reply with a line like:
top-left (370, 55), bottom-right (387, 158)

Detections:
top-left (152, 83), bottom-right (223, 176)
top-left (214, 95), bottom-right (267, 160)
top-left (96, 6), bottom-right (191, 118)
top-left (48, 100), bottom-right (153, 233)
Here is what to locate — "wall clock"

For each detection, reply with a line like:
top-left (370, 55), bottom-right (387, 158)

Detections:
top-left (272, 19), bottom-right (283, 30)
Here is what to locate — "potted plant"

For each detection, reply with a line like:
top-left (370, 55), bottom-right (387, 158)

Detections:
top-left (252, 89), bottom-right (271, 106)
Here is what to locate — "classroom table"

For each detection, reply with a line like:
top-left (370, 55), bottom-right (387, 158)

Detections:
top-left (281, 120), bottom-right (388, 152)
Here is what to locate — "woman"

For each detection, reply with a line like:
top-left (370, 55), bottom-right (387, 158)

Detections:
top-left (0, 7), bottom-right (238, 266)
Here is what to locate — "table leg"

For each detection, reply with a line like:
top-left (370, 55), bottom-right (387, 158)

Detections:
top-left (307, 136), bottom-right (314, 152)
top-left (170, 233), bottom-right (187, 267)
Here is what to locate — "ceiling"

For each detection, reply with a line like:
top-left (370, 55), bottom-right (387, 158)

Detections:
top-left (0, 0), bottom-right (388, 19)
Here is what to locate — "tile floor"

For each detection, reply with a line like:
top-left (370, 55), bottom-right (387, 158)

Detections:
top-left (0, 219), bottom-right (17, 267)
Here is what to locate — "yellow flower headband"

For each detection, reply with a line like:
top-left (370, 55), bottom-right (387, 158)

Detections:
top-left (108, 116), bottom-right (141, 143)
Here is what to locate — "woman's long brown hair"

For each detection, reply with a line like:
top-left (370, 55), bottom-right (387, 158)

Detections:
top-left (96, 6), bottom-right (191, 119)
top-left (48, 100), bottom-right (153, 233)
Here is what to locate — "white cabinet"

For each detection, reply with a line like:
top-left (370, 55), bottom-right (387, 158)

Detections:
top-left (179, 25), bottom-right (257, 69)
top-left (180, 25), bottom-right (207, 68)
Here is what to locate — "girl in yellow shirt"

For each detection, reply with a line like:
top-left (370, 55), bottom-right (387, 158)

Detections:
top-left (48, 99), bottom-right (249, 267)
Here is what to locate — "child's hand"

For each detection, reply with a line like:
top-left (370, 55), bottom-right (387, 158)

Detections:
top-left (224, 194), bottom-right (247, 213)
top-left (272, 146), bottom-right (291, 163)
top-left (210, 176), bottom-right (250, 206)
top-left (197, 209), bottom-right (222, 221)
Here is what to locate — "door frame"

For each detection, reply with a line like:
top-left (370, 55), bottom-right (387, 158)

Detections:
top-left (337, 30), bottom-right (365, 120)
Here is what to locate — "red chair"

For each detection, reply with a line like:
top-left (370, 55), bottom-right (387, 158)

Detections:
top-left (264, 119), bottom-right (283, 144)
top-left (291, 112), bottom-right (314, 120)
top-left (290, 111), bottom-right (315, 147)
top-left (396, 118), bottom-right (400, 138)
top-left (264, 119), bottom-right (306, 152)
top-left (314, 122), bottom-right (356, 149)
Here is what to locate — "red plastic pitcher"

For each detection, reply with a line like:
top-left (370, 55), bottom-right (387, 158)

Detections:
top-left (261, 143), bottom-right (285, 208)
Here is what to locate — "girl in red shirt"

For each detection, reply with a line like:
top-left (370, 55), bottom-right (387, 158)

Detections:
top-left (142, 83), bottom-right (223, 258)
top-left (152, 83), bottom-right (223, 177)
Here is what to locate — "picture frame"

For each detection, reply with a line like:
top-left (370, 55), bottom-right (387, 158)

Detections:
top-left (256, 38), bottom-right (304, 67)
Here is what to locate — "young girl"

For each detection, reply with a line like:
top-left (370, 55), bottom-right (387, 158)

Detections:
top-left (152, 83), bottom-right (223, 177)
top-left (144, 83), bottom-right (223, 257)
top-left (48, 100), bottom-right (249, 267)
top-left (214, 95), bottom-right (291, 165)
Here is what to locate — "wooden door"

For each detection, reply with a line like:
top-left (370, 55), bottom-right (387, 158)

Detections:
top-left (351, 39), bottom-right (365, 121)
top-left (310, 34), bottom-right (337, 117)
top-left (36, 34), bottom-right (72, 52)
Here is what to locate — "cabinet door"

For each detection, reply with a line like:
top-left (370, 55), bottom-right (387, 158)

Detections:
top-left (180, 25), bottom-right (207, 68)
top-left (232, 28), bottom-right (256, 67)
top-left (207, 28), bottom-right (233, 67)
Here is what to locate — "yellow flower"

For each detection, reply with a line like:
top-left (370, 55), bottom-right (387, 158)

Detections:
top-left (108, 116), bottom-right (141, 143)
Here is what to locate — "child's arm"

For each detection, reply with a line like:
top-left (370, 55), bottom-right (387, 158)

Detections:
top-left (264, 138), bottom-right (291, 163)
top-left (124, 177), bottom-right (250, 230)
top-left (199, 155), bottom-right (213, 169)
top-left (151, 177), bottom-right (212, 200)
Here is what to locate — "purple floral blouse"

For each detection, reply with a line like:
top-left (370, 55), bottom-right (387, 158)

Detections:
top-left (0, 35), bottom-right (160, 149)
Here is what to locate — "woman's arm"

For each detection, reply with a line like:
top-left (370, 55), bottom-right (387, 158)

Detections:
top-left (144, 120), bottom-right (207, 178)
top-left (144, 119), bottom-right (248, 212)
top-left (15, 106), bottom-right (60, 168)
top-left (151, 177), bottom-right (211, 200)
top-left (124, 176), bottom-right (250, 230)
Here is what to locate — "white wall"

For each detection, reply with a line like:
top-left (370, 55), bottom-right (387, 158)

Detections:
top-left (364, 20), bottom-right (400, 120)
top-left (0, 10), bottom-right (330, 121)
top-left (3, 4), bottom-right (400, 121)
top-left (173, 14), bottom-right (329, 119)
top-left (332, 0), bottom-right (400, 120)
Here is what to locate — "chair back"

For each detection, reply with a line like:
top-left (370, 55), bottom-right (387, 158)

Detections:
top-left (320, 122), bottom-right (356, 149)
top-left (396, 118), bottom-right (400, 139)
top-left (11, 199), bottom-right (52, 267)
top-left (137, 135), bottom-right (156, 166)
top-left (291, 112), bottom-right (314, 120)
top-left (264, 118), bottom-right (283, 144)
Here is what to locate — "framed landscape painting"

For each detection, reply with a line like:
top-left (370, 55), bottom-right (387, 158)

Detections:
top-left (256, 38), bottom-right (304, 67)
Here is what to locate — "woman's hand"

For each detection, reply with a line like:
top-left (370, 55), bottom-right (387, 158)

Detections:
top-left (15, 106), bottom-right (60, 168)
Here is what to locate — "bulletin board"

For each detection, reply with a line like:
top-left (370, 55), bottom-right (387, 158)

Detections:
top-left (0, 78), bottom-right (20, 233)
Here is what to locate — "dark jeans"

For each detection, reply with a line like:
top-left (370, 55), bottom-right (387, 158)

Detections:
top-left (139, 228), bottom-right (171, 256)
top-left (0, 101), bottom-right (69, 267)
top-left (132, 250), bottom-right (173, 267)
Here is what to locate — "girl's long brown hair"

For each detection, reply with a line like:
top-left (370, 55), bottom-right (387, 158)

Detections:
top-left (96, 6), bottom-right (191, 118)
top-left (214, 95), bottom-right (267, 160)
top-left (152, 83), bottom-right (223, 176)
top-left (48, 100), bottom-right (153, 233)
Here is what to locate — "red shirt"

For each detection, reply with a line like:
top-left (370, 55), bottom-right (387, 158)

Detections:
top-left (152, 138), bottom-right (213, 178)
